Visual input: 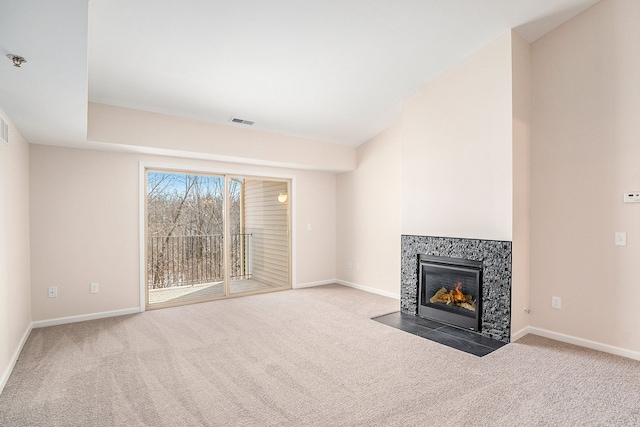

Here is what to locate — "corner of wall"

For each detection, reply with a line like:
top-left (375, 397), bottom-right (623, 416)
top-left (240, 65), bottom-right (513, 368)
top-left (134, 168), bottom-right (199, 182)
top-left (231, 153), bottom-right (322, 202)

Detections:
top-left (510, 30), bottom-right (532, 336)
top-left (0, 108), bottom-right (32, 395)
top-left (335, 122), bottom-right (402, 296)
top-left (0, 324), bottom-right (32, 395)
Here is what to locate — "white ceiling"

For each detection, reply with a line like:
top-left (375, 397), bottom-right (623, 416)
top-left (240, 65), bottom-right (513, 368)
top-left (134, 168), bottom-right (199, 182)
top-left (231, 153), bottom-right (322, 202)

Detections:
top-left (1, 0), bottom-right (599, 149)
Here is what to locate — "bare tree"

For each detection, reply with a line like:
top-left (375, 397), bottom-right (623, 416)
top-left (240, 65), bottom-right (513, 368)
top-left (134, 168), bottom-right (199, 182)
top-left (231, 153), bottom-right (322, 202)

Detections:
top-left (146, 172), bottom-right (243, 289)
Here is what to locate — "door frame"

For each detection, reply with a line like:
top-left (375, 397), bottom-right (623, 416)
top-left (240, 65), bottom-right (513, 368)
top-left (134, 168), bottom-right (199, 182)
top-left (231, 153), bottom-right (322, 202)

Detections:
top-left (138, 161), bottom-right (296, 312)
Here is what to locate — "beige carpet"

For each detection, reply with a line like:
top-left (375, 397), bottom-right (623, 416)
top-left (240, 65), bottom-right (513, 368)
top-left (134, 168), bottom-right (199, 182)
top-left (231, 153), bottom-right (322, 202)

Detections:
top-left (1, 284), bottom-right (639, 426)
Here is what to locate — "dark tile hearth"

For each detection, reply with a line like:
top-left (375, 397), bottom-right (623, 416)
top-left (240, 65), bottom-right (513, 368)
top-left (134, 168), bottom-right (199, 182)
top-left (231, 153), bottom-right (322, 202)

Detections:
top-left (373, 312), bottom-right (507, 357)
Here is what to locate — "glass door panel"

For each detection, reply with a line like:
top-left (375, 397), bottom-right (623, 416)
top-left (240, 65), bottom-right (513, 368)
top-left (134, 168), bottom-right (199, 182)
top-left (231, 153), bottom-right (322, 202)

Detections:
top-left (230, 178), bottom-right (290, 294)
top-left (146, 171), bottom-right (226, 307)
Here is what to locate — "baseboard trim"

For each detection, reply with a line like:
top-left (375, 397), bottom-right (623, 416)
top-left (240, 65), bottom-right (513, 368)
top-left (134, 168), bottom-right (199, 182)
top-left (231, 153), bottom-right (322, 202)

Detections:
top-left (522, 327), bottom-right (640, 361)
top-left (510, 326), bottom-right (530, 342)
top-left (293, 280), bottom-right (336, 289)
top-left (0, 322), bottom-right (32, 395)
top-left (32, 307), bottom-right (141, 329)
top-left (336, 280), bottom-right (400, 300)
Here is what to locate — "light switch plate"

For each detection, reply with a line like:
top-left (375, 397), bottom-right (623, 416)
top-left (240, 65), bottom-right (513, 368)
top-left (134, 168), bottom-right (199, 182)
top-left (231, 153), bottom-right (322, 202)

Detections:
top-left (615, 232), bottom-right (627, 246)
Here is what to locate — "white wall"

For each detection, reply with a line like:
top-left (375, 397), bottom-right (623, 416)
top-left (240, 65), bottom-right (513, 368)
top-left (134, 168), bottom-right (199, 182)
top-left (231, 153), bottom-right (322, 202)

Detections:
top-left (88, 103), bottom-right (356, 173)
top-left (295, 169), bottom-right (336, 286)
top-left (401, 32), bottom-right (514, 241)
top-left (30, 145), bottom-right (337, 321)
top-left (29, 146), bottom-right (140, 320)
top-left (0, 108), bottom-right (31, 393)
top-left (336, 123), bottom-right (402, 298)
top-left (530, 0), bottom-right (640, 353)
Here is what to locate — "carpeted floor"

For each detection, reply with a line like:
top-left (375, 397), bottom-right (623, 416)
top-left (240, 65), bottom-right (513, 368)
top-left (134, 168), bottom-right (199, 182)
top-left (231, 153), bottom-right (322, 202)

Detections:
top-left (1, 284), bottom-right (639, 426)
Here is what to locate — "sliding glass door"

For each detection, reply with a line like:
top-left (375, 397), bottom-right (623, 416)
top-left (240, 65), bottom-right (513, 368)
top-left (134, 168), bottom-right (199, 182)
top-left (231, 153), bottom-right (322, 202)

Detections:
top-left (145, 169), bottom-right (290, 309)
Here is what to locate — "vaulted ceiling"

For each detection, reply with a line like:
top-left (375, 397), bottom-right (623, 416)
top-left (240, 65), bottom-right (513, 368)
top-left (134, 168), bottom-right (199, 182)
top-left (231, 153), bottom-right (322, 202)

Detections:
top-left (0, 0), bottom-right (600, 149)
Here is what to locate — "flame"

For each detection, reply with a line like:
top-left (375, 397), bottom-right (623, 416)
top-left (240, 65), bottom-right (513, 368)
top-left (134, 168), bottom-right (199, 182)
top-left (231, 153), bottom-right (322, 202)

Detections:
top-left (429, 282), bottom-right (476, 311)
top-left (440, 282), bottom-right (468, 305)
top-left (451, 282), bottom-right (465, 303)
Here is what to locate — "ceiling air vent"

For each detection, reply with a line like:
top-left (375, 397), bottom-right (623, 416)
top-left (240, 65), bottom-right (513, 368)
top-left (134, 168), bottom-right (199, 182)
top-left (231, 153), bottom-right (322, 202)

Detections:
top-left (229, 117), bottom-right (254, 126)
top-left (0, 116), bottom-right (8, 145)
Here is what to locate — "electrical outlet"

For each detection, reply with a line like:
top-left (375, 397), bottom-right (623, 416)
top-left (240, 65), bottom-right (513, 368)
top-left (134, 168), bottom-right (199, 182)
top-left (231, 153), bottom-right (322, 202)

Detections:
top-left (347, 262), bottom-right (352, 270)
top-left (552, 296), bottom-right (561, 309)
top-left (48, 286), bottom-right (57, 298)
top-left (90, 282), bottom-right (99, 294)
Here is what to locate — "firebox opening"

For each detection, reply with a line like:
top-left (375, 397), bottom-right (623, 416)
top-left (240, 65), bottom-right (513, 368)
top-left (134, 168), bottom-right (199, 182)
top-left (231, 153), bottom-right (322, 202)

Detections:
top-left (418, 255), bottom-right (482, 331)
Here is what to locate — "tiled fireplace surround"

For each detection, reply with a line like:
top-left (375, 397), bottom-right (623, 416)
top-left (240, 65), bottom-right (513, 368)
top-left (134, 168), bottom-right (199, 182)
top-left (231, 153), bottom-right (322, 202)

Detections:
top-left (401, 235), bottom-right (512, 343)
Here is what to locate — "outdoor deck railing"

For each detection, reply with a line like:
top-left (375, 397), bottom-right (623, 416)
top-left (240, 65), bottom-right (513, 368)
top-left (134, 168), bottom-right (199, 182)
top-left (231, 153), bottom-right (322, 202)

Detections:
top-left (147, 234), bottom-right (251, 289)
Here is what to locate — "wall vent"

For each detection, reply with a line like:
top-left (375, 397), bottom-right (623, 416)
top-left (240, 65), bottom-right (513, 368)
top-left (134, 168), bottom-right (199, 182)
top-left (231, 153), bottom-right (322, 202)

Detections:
top-left (0, 116), bottom-right (8, 145)
top-left (229, 117), bottom-right (254, 126)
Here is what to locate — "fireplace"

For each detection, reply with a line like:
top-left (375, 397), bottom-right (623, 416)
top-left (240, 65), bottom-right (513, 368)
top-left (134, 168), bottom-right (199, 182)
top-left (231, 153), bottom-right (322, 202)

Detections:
top-left (402, 235), bottom-right (512, 342)
top-left (418, 255), bottom-right (482, 331)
